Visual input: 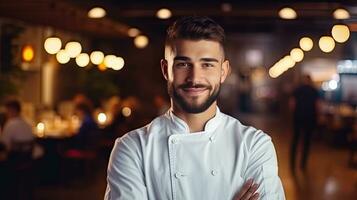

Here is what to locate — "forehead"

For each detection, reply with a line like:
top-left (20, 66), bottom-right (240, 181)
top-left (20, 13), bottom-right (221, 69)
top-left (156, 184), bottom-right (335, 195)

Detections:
top-left (167, 39), bottom-right (224, 60)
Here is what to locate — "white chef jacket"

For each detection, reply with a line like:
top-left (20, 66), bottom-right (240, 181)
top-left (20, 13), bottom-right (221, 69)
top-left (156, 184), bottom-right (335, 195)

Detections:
top-left (0, 117), bottom-right (34, 151)
top-left (105, 107), bottom-right (285, 200)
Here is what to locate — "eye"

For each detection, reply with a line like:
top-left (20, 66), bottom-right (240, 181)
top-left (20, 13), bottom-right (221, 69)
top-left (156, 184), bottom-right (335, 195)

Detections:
top-left (175, 62), bottom-right (190, 68)
top-left (202, 63), bottom-right (214, 68)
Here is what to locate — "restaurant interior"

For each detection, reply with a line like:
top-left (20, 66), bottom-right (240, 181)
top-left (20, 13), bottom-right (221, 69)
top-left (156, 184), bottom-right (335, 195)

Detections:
top-left (0, 0), bottom-right (356, 199)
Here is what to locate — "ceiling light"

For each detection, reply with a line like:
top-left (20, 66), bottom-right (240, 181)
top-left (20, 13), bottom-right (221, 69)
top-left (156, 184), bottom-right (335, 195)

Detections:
top-left (128, 28), bottom-right (140, 37)
top-left (90, 51), bottom-right (104, 65)
top-left (88, 7), bottom-right (106, 18)
top-left (104, 55), bottom-right (117, 69)
top-left (331, 24), bottom-right (350, 43)
top-left (134, 35), bottom-right (149, 49)
top-left (299, 37), bottom-right (313, 51)
top-left (75, 53), bottom-right (90, 67)
top-left (333, 8), bottom-right (350, 20)
top-left (156, 8), bottom-right (172, 19)
top-left (44, 37), bottom-right (62, 54)
top-left (319, 36), bottom-right (335, 53)
top-left (65, 41), bottom-right (82, 58)
top-left (56, 50), bottom-right (70, 64)
top-left (279, 7), bottom-right (297, 19)
top-left (111, 57), bottom-right (125, 71)
top-left (290, 48), bottom-right (304, 62)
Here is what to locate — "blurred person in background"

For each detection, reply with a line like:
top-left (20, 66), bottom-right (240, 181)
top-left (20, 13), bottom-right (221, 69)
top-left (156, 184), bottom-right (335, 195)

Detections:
top-left (73, 102), bottom-right (98, 149)
top-left (105, 16), bottom-right (285, 200)
top-left (103, 101), bottom-right (127, 139)
top-left (0, 100), bottom-right (34, 152)
top-left (290, 74), bottom-right (320, 171)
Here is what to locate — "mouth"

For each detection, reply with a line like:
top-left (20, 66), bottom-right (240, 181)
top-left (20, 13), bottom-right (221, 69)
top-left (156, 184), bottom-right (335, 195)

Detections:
top-left (181, 87), bottom-right (208, 96)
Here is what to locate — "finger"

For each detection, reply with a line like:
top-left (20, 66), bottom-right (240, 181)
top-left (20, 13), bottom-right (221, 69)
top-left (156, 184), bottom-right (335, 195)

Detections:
top-left (241, 183), bottom-right (259, 200)
top-left (249, 193), bottom-right (259, 200)
top-left (234, 179), bottom-right (254, 199)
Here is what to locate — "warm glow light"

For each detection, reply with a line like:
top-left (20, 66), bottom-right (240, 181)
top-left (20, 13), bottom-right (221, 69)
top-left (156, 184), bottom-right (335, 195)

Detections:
top-left (22, 45), bottom-right (35, 62)
top-left (75, 53), bottom-right (90, 67)
top-left (44, 37), bottom-right (62, 54)
top-left (279, 7), bottom-right (297, 19)
top-left (299, 37), bottom-right (313, 51)
top-left (268, 55), bottom-right (296, 78)
top-left (280, 55), bottom-right (296, 70)
top-left (122, 107), bottom-right (132, 117)
top-left (328, 80), bottom-right (338, 90)
top-left (134, 35), bottom-right (149, 48)
top-left (36, 122), bottom-right (45, 137)
top-left (333, 8), bottom-right (350, 20)
top-left (319, 36), bottom-right (335, 53)
top-left (98, 62), bottom-right (107, 71)
top-left (97, 113), bottom-right (107, 124)
top-left (90, 51), bottom-right (104, 65)
top-left (269, 62), bottom-right (285, 78)
top-left (104, 55), bottom-right (117, 69)
top-left (128, 28), bottom-right (140, 37)
top-left (56, 50), bottom-right (70, 64)
top-left (156, 8), bottom-right (172, 19)
top-left (65, 41), bottom-right (82, 58)
top-left (111, 57), bottom-right (125, 71)
top-left (269, 67), bottom-right (279, 78)
top-left (331, 24), bottom-right (350, 43)
top-left (290, 48), bottom-right (304, 62)
top-left (88, 7), bottom-right (106, 18)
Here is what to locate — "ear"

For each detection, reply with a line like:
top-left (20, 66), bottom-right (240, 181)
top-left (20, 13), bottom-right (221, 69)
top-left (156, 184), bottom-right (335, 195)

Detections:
top-left (220, 60), bottom-right (231, 83)
top-left (160, 59), bottom-right (168, 80)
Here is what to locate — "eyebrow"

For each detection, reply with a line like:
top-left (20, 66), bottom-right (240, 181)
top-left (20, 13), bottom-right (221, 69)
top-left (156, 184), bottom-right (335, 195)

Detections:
top-left (174, 56), bottom-right (219, 63)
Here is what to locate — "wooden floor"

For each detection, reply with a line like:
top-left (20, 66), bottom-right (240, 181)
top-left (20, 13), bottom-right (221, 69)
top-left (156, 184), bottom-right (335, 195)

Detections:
top-left (32, 112), bottom-right (357, 200)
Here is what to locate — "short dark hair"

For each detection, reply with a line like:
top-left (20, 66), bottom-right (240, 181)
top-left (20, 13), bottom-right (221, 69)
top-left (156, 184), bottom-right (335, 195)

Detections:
top-left (5, 100), bottom-right (21, 113)
top-left (165, 16), bottom-right (225, 48)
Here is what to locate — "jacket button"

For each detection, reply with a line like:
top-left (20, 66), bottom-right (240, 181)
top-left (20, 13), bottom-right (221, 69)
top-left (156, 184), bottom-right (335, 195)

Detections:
top-left (171, 138), bottom-right (178, 144)
top-left (174, 173), bottom-right (180, 178)
top-left (211, 170), bottom-right (218, 176)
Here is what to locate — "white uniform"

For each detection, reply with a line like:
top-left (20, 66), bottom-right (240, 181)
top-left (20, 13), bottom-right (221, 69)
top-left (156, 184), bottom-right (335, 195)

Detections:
top-left (1, 117), bottom-right (34, 150)
top-left (105, 107), bottom-right (285, 200)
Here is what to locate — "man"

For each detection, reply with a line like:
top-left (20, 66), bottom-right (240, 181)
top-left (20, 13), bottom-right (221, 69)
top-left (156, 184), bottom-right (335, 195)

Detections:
top-left (105, 16), bottom-right (285, 200)
top-left (65, 102), bottom-right (98, 150)
top-left (0, 100), bottom-right (34, 151)
top-left (290, 74), bottom-right (319, 171)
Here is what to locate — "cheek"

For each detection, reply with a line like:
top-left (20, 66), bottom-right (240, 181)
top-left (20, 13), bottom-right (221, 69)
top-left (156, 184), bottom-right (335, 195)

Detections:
top-left (171, 70), bottom-right (187, 83)
top-left (206, 72), bottom-right (222, 85)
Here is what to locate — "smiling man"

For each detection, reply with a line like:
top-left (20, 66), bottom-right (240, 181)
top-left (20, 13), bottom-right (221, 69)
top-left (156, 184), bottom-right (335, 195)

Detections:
top-left (105, 16), bottom-right (285, 200)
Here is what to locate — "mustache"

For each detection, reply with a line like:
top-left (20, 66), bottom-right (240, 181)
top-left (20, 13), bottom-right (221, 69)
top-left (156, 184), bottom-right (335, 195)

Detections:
top-left (178, 82), bottom-right (211, 89)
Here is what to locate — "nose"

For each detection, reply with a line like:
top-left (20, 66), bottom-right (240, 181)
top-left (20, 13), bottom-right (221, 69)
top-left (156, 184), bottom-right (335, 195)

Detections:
top-left (186, 64), bottom-right (201, 83)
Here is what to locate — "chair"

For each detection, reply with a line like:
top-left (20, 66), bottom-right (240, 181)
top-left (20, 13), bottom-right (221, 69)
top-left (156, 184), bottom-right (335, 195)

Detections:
top-left (58, 130), bottom-right (99, 184)
top-left (7, 140), bottom-right (35, 200)
top-left (8, 140), bottom-right (35, 170)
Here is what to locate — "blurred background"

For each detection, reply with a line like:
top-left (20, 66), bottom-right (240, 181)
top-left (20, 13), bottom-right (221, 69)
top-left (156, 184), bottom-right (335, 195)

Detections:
top-left (0, 0), bottom-right (356, 199)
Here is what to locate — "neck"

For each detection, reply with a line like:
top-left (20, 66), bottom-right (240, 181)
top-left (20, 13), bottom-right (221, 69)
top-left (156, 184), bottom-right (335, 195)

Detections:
top-left (172, 102), bottom-right (217, 133)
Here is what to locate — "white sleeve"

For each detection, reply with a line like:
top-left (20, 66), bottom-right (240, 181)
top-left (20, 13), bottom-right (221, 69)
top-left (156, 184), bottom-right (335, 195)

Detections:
top-left (104, 133), bottom-right (148, 200)
top-left (244, 132), bottom-right (285, 200)
top-left (0, 124), bottom-right (12, 150)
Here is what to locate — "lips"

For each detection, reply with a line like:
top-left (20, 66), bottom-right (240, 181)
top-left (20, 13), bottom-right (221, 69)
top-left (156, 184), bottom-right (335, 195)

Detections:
top-left (181, 87), bottom-right (207, 96)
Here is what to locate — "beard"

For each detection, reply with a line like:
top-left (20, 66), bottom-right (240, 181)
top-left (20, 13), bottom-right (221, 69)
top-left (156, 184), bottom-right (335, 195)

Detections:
top-left (168, 81), bottom-right (220, 114)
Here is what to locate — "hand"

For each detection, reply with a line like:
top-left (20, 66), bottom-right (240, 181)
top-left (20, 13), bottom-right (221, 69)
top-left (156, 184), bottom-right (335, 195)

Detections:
top-left (234, 179), bottom-right (260, 200)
